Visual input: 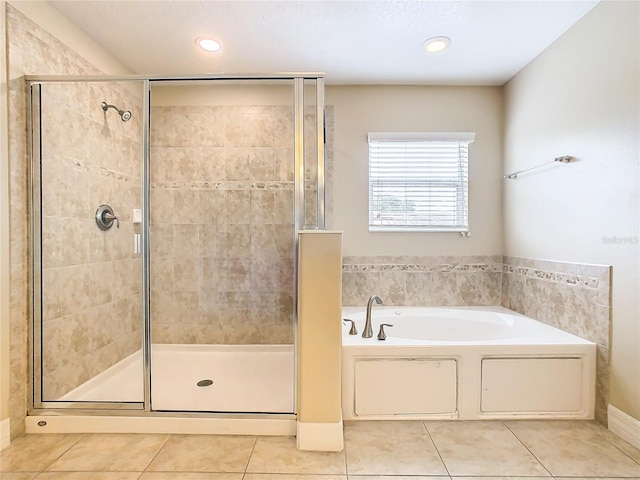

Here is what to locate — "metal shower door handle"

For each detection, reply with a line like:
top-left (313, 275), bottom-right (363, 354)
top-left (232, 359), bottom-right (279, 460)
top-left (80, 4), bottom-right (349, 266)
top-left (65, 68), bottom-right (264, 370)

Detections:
top-left (95, 204), bottom-right (120, 230)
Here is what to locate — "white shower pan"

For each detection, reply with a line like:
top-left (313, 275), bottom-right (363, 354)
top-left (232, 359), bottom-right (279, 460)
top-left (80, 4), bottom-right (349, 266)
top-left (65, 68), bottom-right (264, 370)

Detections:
top-left (59, 344), bottom-right (295, 413)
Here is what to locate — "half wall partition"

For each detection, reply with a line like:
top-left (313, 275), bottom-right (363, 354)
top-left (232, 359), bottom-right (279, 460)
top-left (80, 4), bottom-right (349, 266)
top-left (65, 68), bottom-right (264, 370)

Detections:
top-left (28, 74), bottom-right (325, 418)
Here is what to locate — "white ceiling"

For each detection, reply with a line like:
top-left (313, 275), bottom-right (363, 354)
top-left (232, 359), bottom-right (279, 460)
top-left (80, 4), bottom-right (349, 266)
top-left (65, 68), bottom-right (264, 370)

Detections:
top-left (50, 0), bottom-right (599, 85)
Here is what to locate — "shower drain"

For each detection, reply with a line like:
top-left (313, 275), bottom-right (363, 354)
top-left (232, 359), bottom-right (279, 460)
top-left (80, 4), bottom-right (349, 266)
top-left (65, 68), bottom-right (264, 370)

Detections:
top-left (197, 379), bottom-right (214, 387)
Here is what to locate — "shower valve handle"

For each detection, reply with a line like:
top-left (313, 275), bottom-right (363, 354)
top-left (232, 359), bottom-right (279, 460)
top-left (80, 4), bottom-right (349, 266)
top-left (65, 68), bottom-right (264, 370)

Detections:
top-left (104, 212), bottom-right (120, 228)
top-left (95, 204), bottom-right (120, 230)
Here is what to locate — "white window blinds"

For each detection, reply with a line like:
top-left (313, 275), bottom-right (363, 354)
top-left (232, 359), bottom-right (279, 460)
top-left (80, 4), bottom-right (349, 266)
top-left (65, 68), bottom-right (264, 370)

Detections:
top-left (368, 132), bottom-right (475, 232)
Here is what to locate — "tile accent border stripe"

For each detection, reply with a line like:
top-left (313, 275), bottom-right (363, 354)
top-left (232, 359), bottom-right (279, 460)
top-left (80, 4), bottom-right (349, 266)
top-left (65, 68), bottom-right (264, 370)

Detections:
top-left (608, 404), bottom-right (640, 450)
top-left (343, 262), bottom-right (503, 273)
top-left (151, 181), bottom-right (297, 190)
top-left (503, 264), bottom-right (600, 289)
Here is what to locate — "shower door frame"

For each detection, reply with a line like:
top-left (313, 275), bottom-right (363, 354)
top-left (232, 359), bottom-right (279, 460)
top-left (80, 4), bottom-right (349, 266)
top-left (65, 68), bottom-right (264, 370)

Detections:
top-left (27, 73), bottom-right (326, 416)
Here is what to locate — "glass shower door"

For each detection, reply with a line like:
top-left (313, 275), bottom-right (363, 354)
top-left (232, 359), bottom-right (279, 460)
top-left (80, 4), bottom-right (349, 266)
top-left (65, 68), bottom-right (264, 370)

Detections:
top-left (148, 79), bottom-right (297, 413)
top-left (32, 80), bottom-right (146, 407)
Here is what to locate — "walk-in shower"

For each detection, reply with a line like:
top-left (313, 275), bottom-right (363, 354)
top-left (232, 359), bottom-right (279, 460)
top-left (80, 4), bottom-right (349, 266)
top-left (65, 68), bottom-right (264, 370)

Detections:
top-left (28, 74), bottom-right (325, 431)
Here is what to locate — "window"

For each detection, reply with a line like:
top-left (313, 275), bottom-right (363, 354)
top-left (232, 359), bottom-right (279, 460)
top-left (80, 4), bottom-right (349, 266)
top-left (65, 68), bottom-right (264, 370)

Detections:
top-left (368, 132), bottom-right (475, 232)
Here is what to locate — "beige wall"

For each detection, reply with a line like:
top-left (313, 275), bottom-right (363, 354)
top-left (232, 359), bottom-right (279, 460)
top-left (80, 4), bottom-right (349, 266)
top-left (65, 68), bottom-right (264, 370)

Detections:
top-left (504, 1), bottom-right (640, 420)
top-left (325, 86), bottom-right (503, 257)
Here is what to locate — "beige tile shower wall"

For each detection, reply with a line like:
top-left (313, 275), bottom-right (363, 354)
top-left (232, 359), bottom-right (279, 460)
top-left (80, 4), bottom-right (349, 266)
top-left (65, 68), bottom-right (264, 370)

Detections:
top-left (501, 256), bottom-right (611, 423)
top-left (39, 82), bottom-right (143, 400)
top-left (6, 3), bottom-right (136, 436)
top-left (150, 105), bottom-right (296, 345)
top-left (342, 255), bottom-right (503, 307)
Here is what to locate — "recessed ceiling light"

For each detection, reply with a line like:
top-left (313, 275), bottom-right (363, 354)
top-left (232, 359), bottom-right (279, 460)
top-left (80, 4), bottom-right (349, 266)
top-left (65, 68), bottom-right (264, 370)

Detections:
top-left (423, 36), bottom-right (451, 53)
top-left (197, 37), bottom-right (222, 53)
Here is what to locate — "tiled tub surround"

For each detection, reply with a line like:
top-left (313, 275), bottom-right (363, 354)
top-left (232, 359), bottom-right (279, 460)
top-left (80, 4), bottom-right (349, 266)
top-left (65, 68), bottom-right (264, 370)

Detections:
top-left (342, 255), bottom-right (504, 307)
top-left (37, 82), bottom-right (144, 401)
top-left (502, 256), bottom-right (611, 423)
top-left (343, 255), bottom-right (611, 423)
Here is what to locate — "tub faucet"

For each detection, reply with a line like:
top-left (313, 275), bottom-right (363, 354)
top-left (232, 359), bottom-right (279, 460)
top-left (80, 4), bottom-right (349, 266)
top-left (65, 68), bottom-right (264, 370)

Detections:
top-left (363, 294), bottom-right (383, 338)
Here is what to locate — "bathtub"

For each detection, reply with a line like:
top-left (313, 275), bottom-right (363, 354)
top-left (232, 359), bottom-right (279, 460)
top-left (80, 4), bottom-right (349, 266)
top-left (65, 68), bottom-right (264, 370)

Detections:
top-left (341, 306), bottom-right (596, 421)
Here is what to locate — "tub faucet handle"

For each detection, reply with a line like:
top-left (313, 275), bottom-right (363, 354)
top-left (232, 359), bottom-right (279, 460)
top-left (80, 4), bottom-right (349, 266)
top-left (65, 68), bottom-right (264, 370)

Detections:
top-left (343, 319), bottom-right (357, 335)
top-left (377, 323), bottom-right (393, 341)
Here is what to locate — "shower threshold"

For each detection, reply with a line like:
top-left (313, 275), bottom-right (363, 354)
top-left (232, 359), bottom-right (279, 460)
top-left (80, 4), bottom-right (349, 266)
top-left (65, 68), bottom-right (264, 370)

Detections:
top-left (25, 413), bottom-right (296, 435)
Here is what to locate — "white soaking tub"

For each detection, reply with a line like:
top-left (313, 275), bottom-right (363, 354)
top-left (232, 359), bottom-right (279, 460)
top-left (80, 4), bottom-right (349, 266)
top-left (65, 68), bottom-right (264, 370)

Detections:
top-left (341, 306), bottom-right (596, 421)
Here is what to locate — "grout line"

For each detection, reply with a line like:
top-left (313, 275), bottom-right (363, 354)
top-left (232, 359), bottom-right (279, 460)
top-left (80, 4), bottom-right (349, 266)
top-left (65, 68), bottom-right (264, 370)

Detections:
top-left (140, 432), bottom-right (172, 472)
top-left (243, 434), bottom-right (259, 475)
top-left (343, 426), bottom-right (349, 478)
top-left (32, 470), bottom-right (146, 475)
top-left (37, 432), bottom-right (87, 473)
top-left (504, 421), bottom-right (554, 478)
top-left (584, 420), bottom-right (640, 467)
top-left (422, 420), bottom-right (451, 477)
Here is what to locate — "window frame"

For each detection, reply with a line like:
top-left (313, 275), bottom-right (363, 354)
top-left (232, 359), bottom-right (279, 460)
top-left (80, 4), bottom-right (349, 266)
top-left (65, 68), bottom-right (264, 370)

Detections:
top-left (367, 132), bottom-right (475, 233)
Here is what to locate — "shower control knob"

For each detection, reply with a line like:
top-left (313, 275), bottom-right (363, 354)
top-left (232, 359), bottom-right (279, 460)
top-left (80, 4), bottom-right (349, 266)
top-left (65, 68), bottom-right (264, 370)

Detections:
top-left (103, 212), bottom-right (120, 228)
top-left (95, 204), bottom-right (120, 230)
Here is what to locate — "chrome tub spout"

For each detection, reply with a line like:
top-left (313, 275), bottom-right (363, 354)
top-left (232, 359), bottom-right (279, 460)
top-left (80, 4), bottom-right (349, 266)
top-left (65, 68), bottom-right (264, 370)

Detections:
top-left (363, 294), bottom-right (383, 338)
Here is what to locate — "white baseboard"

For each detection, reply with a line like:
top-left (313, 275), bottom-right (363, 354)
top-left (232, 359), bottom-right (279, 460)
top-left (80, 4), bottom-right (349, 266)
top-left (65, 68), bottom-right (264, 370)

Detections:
top-left (608, 404), bottom-right (640, 449)
top-left (296, 419), bottom-right (344, 451)
top-left (0, 418), bottom-right (10, 451)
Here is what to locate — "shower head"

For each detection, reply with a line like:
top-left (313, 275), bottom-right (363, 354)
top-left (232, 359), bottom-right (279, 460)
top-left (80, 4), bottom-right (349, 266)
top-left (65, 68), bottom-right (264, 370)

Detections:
top-left (101, 101), bottom-right (132, 122)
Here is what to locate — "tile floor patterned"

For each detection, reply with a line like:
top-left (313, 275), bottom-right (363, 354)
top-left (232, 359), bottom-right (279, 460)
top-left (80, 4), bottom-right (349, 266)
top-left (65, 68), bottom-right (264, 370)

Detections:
top-left (426, 421), bottom-right (550, 477)
top-left (344, 421), bottom-right (446, 476)
top-left (0, 421), bottom-right (638, 479)
top-left (246, 437), bottom-right (346, 475)
top-left (506, 421), bottom-right (640, 478)
top-left (46, 434), bottom-right (170, 472)
top-left (147, 435), bottom-right (255, 473)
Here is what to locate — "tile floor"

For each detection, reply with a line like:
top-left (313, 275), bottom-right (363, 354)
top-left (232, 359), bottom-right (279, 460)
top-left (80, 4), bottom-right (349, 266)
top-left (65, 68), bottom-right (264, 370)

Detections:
top-left (1, 420), bottom-right (639, 479)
